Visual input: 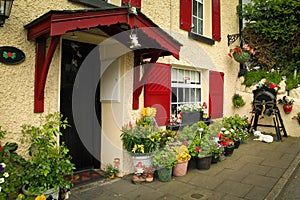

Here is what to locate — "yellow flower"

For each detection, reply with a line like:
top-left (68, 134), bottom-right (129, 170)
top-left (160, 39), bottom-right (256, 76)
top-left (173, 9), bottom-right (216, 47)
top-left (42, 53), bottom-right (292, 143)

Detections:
top-left (147, 136), bottom-right (155, 142)
top-left (141, 107), bottom-right (157, 117)
top-left (35, 195), bottom-right (46, 200)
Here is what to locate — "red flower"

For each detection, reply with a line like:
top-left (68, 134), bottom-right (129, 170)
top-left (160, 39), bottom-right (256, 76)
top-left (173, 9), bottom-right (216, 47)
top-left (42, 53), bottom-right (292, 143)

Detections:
top-left (0, 146), bottom-right (2, 151)
top-left (227, 53), bottom-right (233, 58)
top-left (195, 146), bottom-right (200, 152)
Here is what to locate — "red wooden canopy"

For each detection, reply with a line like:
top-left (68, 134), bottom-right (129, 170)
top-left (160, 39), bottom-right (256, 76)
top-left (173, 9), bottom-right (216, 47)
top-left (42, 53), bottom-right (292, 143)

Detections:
top-left (24, 7), bottom-right (181, 112)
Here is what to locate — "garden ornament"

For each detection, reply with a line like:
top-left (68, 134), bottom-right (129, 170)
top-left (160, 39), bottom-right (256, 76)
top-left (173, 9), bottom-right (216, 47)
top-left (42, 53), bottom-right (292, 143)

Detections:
top-left (253, 130), bottom-right (273, 143)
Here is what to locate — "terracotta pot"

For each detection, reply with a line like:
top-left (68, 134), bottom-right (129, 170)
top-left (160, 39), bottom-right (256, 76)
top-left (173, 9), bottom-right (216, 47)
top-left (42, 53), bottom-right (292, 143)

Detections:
top-left (283, 105), bottom-right (293, 114)
top-left (173, 161), bottom-right (188, 177)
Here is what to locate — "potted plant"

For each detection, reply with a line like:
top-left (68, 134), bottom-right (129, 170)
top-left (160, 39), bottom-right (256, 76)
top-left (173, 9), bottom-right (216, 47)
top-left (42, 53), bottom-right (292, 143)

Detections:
top-left (278, 96), bottom-right (294, 114)
top-left (218, 130), bottom-right (235, 157)
top-left (21, 112), bottom-right (75, 199)
top-left (232, 93), bottom-right (246, 108)
top-left (172, 144), bottom-right (191, 176)
top-left (120, 107), bottom-right (160, 177)
top-left (177, 103), bottom-right (203, 125)
top-left (210, 142), bottom-right (224, 164)
top-left (153, 149), bottom-right (177, 182)
top-left (0, 142), bottom-right (27, 200)
top-left (189, 135), bottom-right (214, 170)
top-left (105, 163), bottom-right (119, 179)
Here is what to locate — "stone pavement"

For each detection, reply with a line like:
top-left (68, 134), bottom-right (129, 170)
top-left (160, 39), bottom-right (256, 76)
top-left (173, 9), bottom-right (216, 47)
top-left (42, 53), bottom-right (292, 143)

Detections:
top-left (68, 136), bottom-right (300, 200)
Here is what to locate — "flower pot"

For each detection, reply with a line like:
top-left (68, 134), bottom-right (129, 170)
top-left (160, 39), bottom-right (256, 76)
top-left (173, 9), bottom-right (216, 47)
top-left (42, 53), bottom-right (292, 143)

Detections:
top-left (224, 146), bottom-right (234, 157)
top-left (234, 138), bottom-right (241, 149)
top-left (22, 185), bottom-right (59, 199)
top-left (131, 153), bottom-right (154, 174)
top-left (172, 161), bottom-right (188, 177)
top-left (181, 111), bottom-right (203, 125)
top-left (283, 105), bottom-right (293, 114)
top-left (196, 155), bottom-right (212, 170)
top-left (157, 167), bottom-right (172, 182)
top-left (211, 154), bottom-right (221, 164)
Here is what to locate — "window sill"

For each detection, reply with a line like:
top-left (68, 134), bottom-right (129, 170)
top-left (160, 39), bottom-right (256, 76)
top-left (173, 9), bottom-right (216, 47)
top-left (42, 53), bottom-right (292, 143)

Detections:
top-left (188, 32), bottom-right (215, 45)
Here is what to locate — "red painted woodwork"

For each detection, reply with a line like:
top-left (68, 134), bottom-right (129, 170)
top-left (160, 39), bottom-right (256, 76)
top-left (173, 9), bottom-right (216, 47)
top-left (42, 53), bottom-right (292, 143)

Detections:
top-left (25, 8), bottom-right (181, 113)
top-left (144, 63), bottom-right (171, 126)
top-left (122, 0), bottom-right (141, 7)
top-left (34, 36), bottom-right (59, 113)
top-left (212, 0), bottom-right (221, 41)
top-left (25, 9), bottom-right (180, 59)
top-left (209, 71), bottom-right (224, 119)
top-left (180, 0), bottom-right (192, 31)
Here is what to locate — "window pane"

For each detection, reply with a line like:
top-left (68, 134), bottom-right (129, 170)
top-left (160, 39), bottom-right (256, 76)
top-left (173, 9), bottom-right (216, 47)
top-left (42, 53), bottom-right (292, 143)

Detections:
top-left (192, 17), bottom-right (197, 33)
top-left (184, 88), bottom-right (190, 102)
top-left (193, 0), bottom-right (197, 15)
top-left (191, 88), bottom-right (196, 102)
top-left (196, 88), bottom-right (201, 102)
top-left (198, 2), bottom-right (203, 18)
top-left (199, 20), bottom-right (203, 35)
top-left (178, 88), bottom-right (183, 102)
top-left (172, 88), bottom-right (177, 103)
top-left (178, 69), bottom-right (184, 83)
top-left (171, 68), bottom-right (177, 82)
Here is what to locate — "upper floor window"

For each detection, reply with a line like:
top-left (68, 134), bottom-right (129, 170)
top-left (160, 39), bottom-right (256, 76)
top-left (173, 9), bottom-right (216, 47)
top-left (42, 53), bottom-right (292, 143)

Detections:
top-left (180, 0), bottom-right (221, 43)
top-left (192, 0), bottom-right (204, 35)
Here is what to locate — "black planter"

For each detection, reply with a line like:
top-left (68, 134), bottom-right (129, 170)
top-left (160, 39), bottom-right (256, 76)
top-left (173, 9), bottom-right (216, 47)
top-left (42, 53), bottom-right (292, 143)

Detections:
top-left (224, 146), bottom-right (234, 157)
top-left (182, 111), bottom-right (203, 125)
top-left (234, 139), bottom-right (241, 149)
top-left (196, 155), bottom-right (212, 170)
top-left (211, 154), bottom-right (221, 164)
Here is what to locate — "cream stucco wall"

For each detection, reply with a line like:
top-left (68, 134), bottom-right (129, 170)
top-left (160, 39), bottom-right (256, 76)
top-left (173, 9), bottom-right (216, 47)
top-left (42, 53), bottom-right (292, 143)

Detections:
top-left (1, 0), bottom-right (299, 179)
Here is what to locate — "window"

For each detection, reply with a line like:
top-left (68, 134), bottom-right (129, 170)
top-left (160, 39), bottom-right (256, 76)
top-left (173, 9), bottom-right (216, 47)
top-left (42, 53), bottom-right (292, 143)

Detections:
top-left (192, 0), bottom-right (204, 35)
top-left (180, 0), bottom-right (221, 43)
top-left (171, 68), bottom-right (202, 115)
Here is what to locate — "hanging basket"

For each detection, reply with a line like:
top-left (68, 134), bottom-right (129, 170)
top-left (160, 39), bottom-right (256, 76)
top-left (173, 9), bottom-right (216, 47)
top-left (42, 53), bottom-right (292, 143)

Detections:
top-left (283, 105), bottom-right (293, 114)
top-left (233, 51), bottom-right (251, 64)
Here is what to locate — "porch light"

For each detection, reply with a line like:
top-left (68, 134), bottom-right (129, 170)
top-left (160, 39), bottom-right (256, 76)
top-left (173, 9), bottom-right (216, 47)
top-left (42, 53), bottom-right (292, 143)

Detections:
top-left (0, 0), bottom-right (13, 27)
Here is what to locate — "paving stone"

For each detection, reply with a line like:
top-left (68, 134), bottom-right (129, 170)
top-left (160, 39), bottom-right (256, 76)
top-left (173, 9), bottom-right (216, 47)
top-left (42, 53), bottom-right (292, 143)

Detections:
top-left (245, 186), bottom-right (271, 200)
top-left (238, 163), bottom-right (271, 176)
top-left (188, 173), bottom-right (224, 190)
top-left (216, 180), bottom-right (253, 197)
top-left (213, 168), bottom-right (248, 182)
top-left (266, 167), bottom-right (285, 178)
top-left (241, 174), bottom-right (277, 189)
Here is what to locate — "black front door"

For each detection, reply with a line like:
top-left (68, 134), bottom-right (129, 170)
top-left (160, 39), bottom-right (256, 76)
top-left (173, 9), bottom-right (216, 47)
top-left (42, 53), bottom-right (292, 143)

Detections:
top-left (60, 39), bottom-right (100, 170)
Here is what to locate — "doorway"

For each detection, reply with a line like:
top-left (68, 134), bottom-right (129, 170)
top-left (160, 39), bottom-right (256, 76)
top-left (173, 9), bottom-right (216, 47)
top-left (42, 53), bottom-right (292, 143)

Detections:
top-left (60, 39), bottom-right (100, 170)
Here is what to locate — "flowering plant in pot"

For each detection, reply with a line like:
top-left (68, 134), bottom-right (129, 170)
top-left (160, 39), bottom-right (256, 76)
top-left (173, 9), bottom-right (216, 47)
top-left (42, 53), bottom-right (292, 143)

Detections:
top-left (172, 144), bottom-right (191, 176)
top-left (278, 96), bottom-right (294, 114)
top-left (153, 149), bottom-right (177, 182)
top-left (0, 127), bottom-right (27, 200)
top-left (21, 112), bottom-right (75, 198)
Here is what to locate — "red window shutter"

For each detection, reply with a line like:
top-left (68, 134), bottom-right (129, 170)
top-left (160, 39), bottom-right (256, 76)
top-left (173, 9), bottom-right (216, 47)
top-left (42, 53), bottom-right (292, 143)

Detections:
top-left (144, 63), bottom-right (171, 126)
top-left (180, 0), bottom-right (192, 31)
top-left (212, 0), bottom-right (221, 41)
top-left (122, 0), bottom-right (141, 8)
top-left (209, 71), bottom-right (224, 119)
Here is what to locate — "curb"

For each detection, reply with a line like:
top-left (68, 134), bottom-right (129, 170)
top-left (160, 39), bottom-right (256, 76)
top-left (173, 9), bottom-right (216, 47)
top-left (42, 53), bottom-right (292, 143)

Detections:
top-left (265, 151), bottom-right (300, 200)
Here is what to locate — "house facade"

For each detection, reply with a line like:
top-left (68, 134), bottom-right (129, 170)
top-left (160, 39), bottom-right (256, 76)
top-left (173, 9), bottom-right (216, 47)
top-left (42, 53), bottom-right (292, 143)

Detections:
top-left (1, 0), bottom-right (298, 175)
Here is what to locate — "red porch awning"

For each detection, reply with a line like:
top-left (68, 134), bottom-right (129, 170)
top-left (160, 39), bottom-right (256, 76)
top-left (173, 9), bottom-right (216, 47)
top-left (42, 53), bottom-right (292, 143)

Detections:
top-left (24, 7), bottom-right (181, 112)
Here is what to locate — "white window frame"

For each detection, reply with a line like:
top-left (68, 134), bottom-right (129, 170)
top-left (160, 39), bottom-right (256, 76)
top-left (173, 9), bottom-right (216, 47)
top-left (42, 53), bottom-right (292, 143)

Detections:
top-left (171, 68), bottom-right (202, 115)
top-left (192, 0), bottom-right (204, 35)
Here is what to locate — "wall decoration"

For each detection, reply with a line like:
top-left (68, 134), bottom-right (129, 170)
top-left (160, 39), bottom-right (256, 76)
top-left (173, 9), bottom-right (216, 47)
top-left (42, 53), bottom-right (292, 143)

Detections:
top-left (0, 46), bottom-right (25, 65)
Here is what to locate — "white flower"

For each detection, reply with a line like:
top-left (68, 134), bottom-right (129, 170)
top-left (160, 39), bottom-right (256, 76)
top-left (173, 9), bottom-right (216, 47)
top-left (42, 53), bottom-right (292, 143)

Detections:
top-left (224, 131), bottom-right (230, 135)
top-left (230, 129), bottom-right (234, 132)
top-left (3, 172), bottom-right (9, 178)
top-left (0, 163), bottom-right (6, 168)
top-left (0, 186), bottom-right (1, 191)
top-left (0, 178), bottom-right (5, 183)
